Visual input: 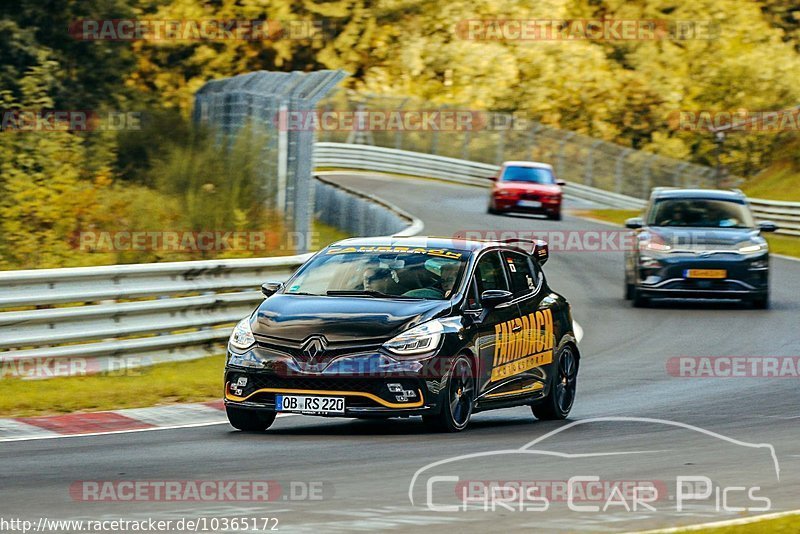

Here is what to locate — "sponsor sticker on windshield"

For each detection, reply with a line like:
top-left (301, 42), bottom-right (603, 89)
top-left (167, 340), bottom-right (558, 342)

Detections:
top-left (325, 246), bottom-right (464, 259)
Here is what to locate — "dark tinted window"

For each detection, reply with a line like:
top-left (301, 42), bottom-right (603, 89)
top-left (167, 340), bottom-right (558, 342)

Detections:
top-left (474, 252), bottom-right (508, 296)
top-left (501, 166), bottom-right (555, 184)
top-left (503, 251), bottom-right (537, 296)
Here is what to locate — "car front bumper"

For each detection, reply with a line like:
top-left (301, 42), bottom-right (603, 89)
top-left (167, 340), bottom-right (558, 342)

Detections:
top-left (224, 348), bottom-right (450, 417)
top-left (635, 253), bottom-right (769, 300)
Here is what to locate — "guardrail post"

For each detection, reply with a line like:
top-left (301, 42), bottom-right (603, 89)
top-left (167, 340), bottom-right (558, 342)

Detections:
top-left (527, 123), bottom-right (540, 159)
top-left (461, 130), bottom-right (471, 161)
top-left (394, 98), bottom-right (408, 150)
top-left (557, 131), bottom-right (576, 179)
top-left (276, 102), bottom-right (289, 215)
top-left (584, 140), bottom-right (602, 186)
top-left (615, 149), bottom-right (631, 194)
top-left (673, 162), bottom-right (688, 187)
top-left (641, 154), bottom-right (653, 198)
top-left (495, 126), bottom-right (506, 165)
top-left (430, 105), bottom-right (442, 155)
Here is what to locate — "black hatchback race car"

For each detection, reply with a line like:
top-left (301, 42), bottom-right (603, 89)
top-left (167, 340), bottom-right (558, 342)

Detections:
top-left (624, 188), bottom-right (778, 308)
top-left (224, 236), bottom-right (579, 432)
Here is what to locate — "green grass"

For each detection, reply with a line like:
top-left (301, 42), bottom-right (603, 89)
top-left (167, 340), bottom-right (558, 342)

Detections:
top-left (573, 209), bottom-right (800, 258)
top-left (687, 513), bottom-right (800, 533)
top-left (311, 219), bottom-right (350, 248)
top-left (764, 233), bottom-right (800, 258)
top-left (742, 161), bottom-right (800, 202)
top-left (0, 355), bottom-right (225, 417)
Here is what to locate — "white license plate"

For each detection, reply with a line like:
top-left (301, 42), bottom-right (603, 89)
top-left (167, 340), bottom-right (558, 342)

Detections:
top-left (275, 394), bottom-right (345, 414)
top-left (517, 200), bottom-right (542, 208)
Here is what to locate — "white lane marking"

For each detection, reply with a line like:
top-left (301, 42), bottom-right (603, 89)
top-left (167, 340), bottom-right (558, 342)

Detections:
top-left (628, 509), bottom-right (800, 533)
top-left (0, 414), bottom-right (297, 444)
top-left (574, 320), bottom-right (584, 344)
top-left (119, 403), bottom-right (229, 427)
top-left (0, 419), bottom-right (60, 440)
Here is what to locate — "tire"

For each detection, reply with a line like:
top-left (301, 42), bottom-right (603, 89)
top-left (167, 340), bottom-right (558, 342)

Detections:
top-left (548, 211), bottom-right (562, 221)
top-left (751, 293), bottom-right (770, 309)
top-left (423, 354), bottom-right (475, 432)
top-left (487, 200), bottom-right (499, 215)
top-left (226, 406), bottom-right (276, 431)
top-left (533, 345), bottom-right (578, 421)
top-left (632, 288), bottom-right (650, 308)
top-left (624, 280), bottom-right (634, 300)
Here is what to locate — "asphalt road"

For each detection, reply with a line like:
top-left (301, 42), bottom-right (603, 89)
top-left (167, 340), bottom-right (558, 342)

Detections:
top-left (1, 173), bottom-right (799, 533)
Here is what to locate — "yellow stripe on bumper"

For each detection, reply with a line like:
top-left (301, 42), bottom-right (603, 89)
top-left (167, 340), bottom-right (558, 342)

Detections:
top-left (225, 385), bottom-right (425, 409)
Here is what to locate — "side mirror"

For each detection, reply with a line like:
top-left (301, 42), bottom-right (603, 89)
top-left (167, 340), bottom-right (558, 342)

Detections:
top-left (758, 221), bottom-right (778, 233)
top-left (533, 240), bottom-right (549, 265)
top-left (625, 217), bottom-right (644, 230)
top-left (556, 180), bottom-right (566, 186)
top-left (480, 289), bottom-right (513, 308)
top-left (261, 281), bottom-right (284, 297)
top-left (490, 173), bottom-right (499, 181)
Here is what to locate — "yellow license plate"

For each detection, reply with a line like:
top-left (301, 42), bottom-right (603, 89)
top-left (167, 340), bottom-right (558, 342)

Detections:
top-left (684, 269), bottom-right (727, 279)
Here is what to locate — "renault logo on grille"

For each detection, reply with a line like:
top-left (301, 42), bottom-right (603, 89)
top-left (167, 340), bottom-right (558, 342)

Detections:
top-left (301, 335), bottom-right (328, 363)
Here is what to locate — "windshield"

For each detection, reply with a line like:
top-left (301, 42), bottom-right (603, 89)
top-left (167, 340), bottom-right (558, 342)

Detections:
top-left (501, 165), bottom-right (555, 184)
top-left (648, 199), bottom-right (755, 228)
top-left (284, 245), bottom-right (469, 299)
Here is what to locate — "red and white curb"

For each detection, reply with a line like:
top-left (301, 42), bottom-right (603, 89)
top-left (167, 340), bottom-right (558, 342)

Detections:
top-left (0, 401), bottom-right (233, 443)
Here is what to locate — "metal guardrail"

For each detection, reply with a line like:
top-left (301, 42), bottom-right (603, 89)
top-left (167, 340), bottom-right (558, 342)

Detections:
top-left (315, 142), bottom-right (799, 232)
top-left (315, 142), bottom-right (648, 210)
top-left (0, 176), bottom-right (421, 378)
top-left (749, 199), bottom-right (800, 237)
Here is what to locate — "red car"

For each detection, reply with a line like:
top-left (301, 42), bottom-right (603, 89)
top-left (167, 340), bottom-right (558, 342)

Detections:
top-left (487, 161), bottom-right (565, 220)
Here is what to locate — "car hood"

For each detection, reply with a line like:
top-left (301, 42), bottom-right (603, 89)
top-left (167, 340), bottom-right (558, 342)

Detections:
top-left (645, 226), bottom-right (762, 251)
top-left (252, 294), bottom-right (451, 343)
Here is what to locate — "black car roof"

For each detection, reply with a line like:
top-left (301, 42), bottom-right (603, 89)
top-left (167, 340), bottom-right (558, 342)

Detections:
top-left (329, 236), bottom-right (519, 254)
top-left (651, 188), bottom-right (747, 202)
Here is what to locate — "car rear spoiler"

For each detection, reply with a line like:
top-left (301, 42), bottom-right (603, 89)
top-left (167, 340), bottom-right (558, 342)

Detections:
top-left (498, 238), bottom-right (549, 265)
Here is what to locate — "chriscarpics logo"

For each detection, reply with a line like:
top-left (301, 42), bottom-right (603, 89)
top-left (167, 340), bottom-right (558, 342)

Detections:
top-left (408, 417), bottom-right (782, 523)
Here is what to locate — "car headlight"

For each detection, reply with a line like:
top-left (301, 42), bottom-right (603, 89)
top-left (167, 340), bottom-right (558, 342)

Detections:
top-left (383, 319), bottom-right (444, 356)
top-left (229, 317), bottom-right (256, 350)
top-left (639, 256), bottom-right (662, 268)
top-left (739, 242), bottom-right (767, 254)
top-left (642, 241), bottom-right (671, 252)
